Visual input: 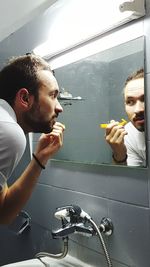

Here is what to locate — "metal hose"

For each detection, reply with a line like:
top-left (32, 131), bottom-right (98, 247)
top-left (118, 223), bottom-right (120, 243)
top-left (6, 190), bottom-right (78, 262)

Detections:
top-left (35, 237), bottom-right (68, 266)
top-left (89, 218), bottom-right (113, 267)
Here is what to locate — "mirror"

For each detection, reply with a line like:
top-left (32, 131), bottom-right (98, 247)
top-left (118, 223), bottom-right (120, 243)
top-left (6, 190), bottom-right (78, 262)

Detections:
top-left (52, 36), bottom-right (145, 167)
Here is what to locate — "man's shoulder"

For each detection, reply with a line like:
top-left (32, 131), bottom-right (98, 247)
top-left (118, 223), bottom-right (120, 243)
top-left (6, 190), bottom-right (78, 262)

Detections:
top-left (124, 121), bottom-right (145, 146)
top-left (1, 118), bottom-right (25, 137)
top-left (125, 121), bottom-right (137, 133)
top-left (0, 99), bottom-right (17, 123)
top-left (0, 120), bottom-right (26, 152)
top-left (0, 122), bottom-right (26, 179)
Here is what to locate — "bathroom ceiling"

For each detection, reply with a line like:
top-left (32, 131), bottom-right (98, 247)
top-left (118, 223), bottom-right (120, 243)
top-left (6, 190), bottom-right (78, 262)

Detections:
top-left (0, 0), bottom-right (59, 65)
top-left (0, 0), bottom-right (58, 42)
top-left (0, 0), bottom-right (145, 67)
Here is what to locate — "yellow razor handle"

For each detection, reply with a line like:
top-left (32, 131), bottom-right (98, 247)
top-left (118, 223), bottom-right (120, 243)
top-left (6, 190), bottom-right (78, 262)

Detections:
top-left (119, 119), bottom-right (127, 126)
top-left (100, 123), bottom-right (109, 128)
top-left (100, 118), bottom-right (127, 129)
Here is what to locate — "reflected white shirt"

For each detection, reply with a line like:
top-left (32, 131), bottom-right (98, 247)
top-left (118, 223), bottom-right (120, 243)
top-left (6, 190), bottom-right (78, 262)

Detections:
top-left (124, 122), bottom-right (146, 167)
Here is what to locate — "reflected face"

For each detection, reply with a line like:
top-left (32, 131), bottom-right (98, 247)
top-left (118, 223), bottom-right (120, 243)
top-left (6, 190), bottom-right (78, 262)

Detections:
top-left (24, 70), bottom-right (63, 133)
top-left (124, 77), bottom-right (144, 132)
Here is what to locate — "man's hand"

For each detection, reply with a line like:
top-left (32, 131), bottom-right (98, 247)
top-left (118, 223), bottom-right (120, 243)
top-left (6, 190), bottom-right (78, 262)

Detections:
top-left (34, 122), bottom-right (65, 165)
top-left (105, 120), bottom-right (127, 162)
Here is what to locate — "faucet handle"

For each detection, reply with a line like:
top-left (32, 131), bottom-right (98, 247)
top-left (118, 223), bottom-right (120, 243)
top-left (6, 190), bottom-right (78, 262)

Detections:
top-left (51, 222), bottom-right (95, 239)
top-left (52, 223), bottom-right (76, 239)
top-left (54, 205), bottom-right (80, 224)
top-left (54, 205), bottom-right (91, 223)
top-left (55, 207), bottom-right (70, 220)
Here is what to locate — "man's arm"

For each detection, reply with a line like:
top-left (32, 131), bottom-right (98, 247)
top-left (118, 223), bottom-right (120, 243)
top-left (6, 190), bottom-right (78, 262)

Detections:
top-left (105, 120), bottom-right (128, 165)
top-left (0, 122), bottom-right (65, 224)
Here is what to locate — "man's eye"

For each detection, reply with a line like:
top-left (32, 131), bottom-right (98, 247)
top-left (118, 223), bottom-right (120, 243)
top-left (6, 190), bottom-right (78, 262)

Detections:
top-left (49, 93), bottom-right (54, 98)
top-left (126, 99), bottom-right (134, 106)
top-left (50, 91), bottom-right (58, 98)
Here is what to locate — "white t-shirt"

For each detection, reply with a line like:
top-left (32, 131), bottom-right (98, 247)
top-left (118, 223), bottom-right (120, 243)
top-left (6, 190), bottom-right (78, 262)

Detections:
top-left (0, 99), bottom-right (26, 181)
top-left (124, 122), bottom-right (146, 167)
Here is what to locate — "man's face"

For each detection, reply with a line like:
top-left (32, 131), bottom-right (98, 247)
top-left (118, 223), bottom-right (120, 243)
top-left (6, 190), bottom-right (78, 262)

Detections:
top-left (124, 77), bottom-right (145, 132)
top-left (24, 70), bottom-right (63, 133)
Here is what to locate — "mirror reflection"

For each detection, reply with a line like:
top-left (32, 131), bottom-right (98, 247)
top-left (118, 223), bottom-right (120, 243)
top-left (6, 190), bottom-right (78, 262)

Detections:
top-left (52, 36), bottom-right (145, 167)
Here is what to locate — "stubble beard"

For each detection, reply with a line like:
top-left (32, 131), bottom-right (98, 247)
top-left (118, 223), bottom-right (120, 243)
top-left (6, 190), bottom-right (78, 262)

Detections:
top-left (132, 113), bottom-right (145, 132)
top-left (23, 104), bottom-right (53, 133)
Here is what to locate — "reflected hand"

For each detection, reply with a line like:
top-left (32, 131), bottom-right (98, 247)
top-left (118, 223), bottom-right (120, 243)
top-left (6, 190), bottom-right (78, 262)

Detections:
top-left (105, 120), bottom-right (127, 162)
top-left (34, 122), bottom-right (65, 165)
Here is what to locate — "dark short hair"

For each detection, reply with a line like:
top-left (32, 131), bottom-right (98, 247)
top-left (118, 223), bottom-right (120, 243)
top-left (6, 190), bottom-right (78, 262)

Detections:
top-left (125, 68), bottom-right (144, 87)
top-left (0, 54), bottom-right (52, 106)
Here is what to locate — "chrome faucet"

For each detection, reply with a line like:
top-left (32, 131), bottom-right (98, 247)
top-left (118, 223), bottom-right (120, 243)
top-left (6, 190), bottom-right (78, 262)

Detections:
top-left (36, 205), bottom-right (113, 267)
top-left (51, 205), bottom-right (113, 239)
top-left (52, 205), bottom-right (95, 238)
top-left (52, 221), bottom-right (94, 238)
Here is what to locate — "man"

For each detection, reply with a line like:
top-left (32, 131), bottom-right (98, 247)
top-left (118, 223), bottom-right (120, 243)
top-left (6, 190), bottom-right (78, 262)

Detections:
top-left (0, 54), bottom-right (65, 224)
top-left (105, 68), bottom-right (146, 166)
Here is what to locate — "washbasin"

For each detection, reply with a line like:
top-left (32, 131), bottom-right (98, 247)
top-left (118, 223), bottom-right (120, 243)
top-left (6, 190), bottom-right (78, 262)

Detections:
top-left (2, 255), bottom-right (92, 267)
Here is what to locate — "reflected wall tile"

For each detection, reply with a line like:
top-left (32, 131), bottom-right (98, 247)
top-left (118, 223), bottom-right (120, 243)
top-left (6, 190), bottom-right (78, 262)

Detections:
top-left (32, 133), bottom-right (41, 142)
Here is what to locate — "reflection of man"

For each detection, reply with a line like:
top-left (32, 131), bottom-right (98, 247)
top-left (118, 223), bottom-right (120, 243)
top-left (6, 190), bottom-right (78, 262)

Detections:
top-left (105, 68), bottom-right (146, 166)
top-left (0, 54), bottom-right (65, 224)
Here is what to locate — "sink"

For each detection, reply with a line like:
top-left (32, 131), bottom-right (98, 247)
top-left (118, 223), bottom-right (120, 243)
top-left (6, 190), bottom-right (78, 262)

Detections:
top-left (1, 258), bottom-right (43, 267)
top-left (2, 255), bottom-right (92, 267)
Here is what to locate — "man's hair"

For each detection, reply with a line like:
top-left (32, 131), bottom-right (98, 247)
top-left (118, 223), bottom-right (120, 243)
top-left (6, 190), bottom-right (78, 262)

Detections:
top-left (0, 54), bottom-right (52, 106)
top-left (125, 68), bottom-right (144, 87)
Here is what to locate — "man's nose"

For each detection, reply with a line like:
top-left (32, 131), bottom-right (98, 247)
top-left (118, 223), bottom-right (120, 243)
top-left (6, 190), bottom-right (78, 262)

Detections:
top-left (135, 100), bottom-right (144, 114)
top-left (56, 99), bottom-right (63, 113)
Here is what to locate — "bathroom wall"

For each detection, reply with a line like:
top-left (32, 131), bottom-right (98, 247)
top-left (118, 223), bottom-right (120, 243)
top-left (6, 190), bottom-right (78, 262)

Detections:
top-left (0, 2), bottom-right (150, 267)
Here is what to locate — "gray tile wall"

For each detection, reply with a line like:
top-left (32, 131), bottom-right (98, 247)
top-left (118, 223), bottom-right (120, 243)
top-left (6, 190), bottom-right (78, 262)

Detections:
top-left (0, 1), bottom-right (150, 267)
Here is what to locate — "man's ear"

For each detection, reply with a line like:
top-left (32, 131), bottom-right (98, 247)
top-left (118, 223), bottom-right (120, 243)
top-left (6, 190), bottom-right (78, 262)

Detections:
top-left (16, 88), bottom-right (34, 108)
